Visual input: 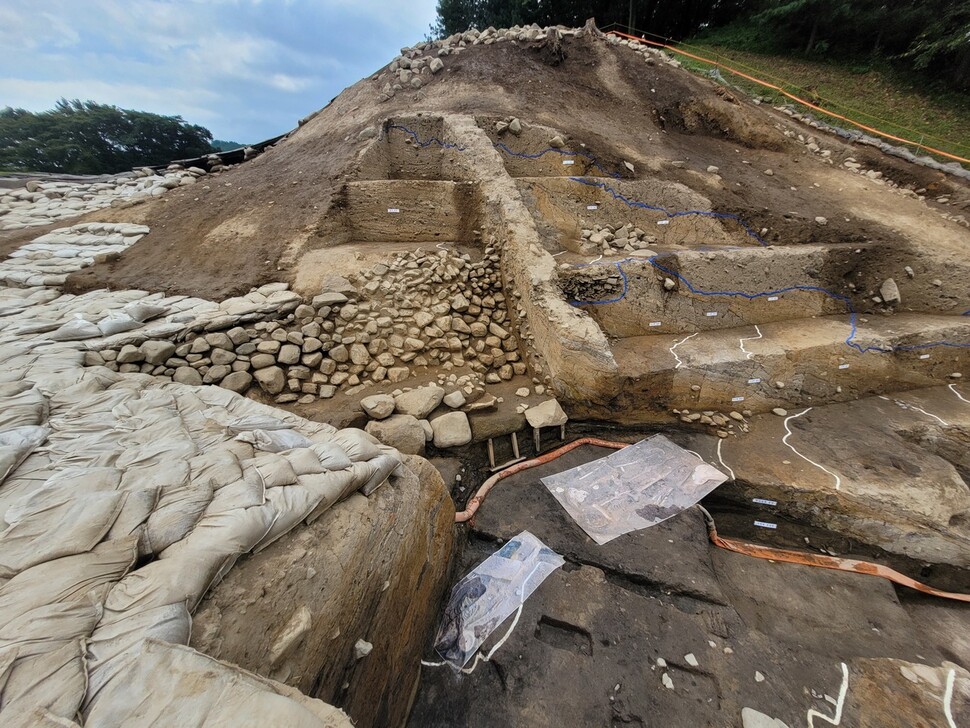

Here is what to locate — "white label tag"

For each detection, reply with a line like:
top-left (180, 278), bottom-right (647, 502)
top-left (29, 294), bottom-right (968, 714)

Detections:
top-left (732, 396), bottom-right (744, 402)
top-left (754, 520), bottom-right (777, 529)
top-left (562, 159), bottom-right (575, 165)
top-left (387, 208), bottom-right (400, 213)
top-left (649, 321), bottom-right (662, 327)
top-left (705, 312), bottom-right (718, 317)
top-left (919, 353), bottom-right (930, 359)
top-left (587, 204), bottom-right (598, 210)
top-left (767, 296), bottom-right (779, 301)
top-left (838, 363), bottom-right (850, 369)
top-left (657, 220), bottom-right (670, 225)
top-left (747, 378), bottom-right (761, 384)
top-left (752, 498), bottom-right (777, 506)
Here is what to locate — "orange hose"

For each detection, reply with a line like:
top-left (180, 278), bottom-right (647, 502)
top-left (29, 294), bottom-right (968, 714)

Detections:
top-left (458, 437), bottom-right (970, 602)
top-left (608, 30), bottom-right (970, 165)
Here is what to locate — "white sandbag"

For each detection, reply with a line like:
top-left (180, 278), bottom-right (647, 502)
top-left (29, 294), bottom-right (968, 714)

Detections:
top-left (0, 598), bottom-right (103, 659)
top-left (208, 411), bottom-right (291, 433)
top-left (0, 388), bottom-right (48, 428)
top-left (83, 639), bottom-right (351, 728)
top-left (142, 480), bottom-right (213, 555)
top-left (235, 429), bottom-right (313, 453)
top-left (0, 425), bottom-right (50, 486)
top-left (84, 601), bottom-right (191, 701)
top-left (252, 454), bottom-right (299, 487)
top-left (188, 448), bottom-right (242, 489)
top-left (96, 313), bottom-right (140, 336)
top-left (309, 443), bottom-right (352, 472)
top-left (203, 468), bottom-right (264, 516)
top-left (0, 490), bottom-right (126, 578)
top-left (49, 319), bottom-right (101, 341)
top-left (255, 469), bottom-right (359, 552)
top-left (7, 707), bottom-right (81, 727)
top-left (0, 640), bottom-right (86, 725)
top-left (327, 428), bottom-right (381, 463)
top-left (357, 452), bottom-right (402, 497)
top-left (106, 489), bottom-right (159, 551)
top-left (123, 301), bottom-right (167, 323)
top-left (287, 447), bottom-right (326, 476)
top-left (1, 466), bottom-right (120, 527)
top-left (0, 536), bottom-right (137, 627)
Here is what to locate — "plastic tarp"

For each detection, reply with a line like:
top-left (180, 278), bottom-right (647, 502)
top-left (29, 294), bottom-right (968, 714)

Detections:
top-left (434, 531), bottom-right (564, 669)
top-left (540, 435), bottom-right (728, 545)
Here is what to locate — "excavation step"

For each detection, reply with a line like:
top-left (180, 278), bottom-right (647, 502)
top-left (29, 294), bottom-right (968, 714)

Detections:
top-left (327, 180), bottom-right (481, 244)
top-left (567, 243), bottom-right (970, 337)
top-left (609, 313), bottom-right (970, 417)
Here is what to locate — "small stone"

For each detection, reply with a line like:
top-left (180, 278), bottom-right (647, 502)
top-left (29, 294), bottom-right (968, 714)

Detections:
top-left (815, 216), bottom-right (828, 225)
top-left (220, 371), bottom-right (253, 393)
top-left (354, 639), bottom-right (373, 660)
top-left (661, 673), bottom-right (674, 690)
top-left (524, 399), bottom-right (568, 428)
top-left (755, 671), bottom-right (765, 683)
top-left (365, 414), bottom-right (425, 455)
top-left (515, 387), bottom-right (530, 397)
top-left (772, 408), bottom-right (788, 416)
top-left (684, 653), bottom-right (698, 667)
top-left (508, 118), bottom-right (522, 135)
top-left (443, 391), bottom-right (466, 408)
top-left (663, 278), bottom-right (676, 291)
top-left (117, 344), bottom-right (145, 364)
top-left (395, 385), bottom-right (445, 418)
top-left (707, 165), bottom-right (719, 174)
top-left (140, 340), bottom-right (176, 365)
top-left (254, 366), bottom-right (286, 395)
top-left (173, 366), bottom-right (203, 386)
top-left (879, 278), bottom-right (901, 304)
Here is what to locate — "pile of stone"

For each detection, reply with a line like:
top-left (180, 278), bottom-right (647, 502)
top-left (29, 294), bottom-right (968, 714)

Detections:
top-left (377, 25), bottom-right (584, 102)
top-left (0, 222), bottom-right (149, 287)
top-left (91, 244), bottom-right (524, 404)
top-left (673, 407), bottom-right (751, 437)
top-left (360, 385), bottom-right (472, 454)
top-left (557, 263), bottom-right (625, 304)
top-left (580, 222), bottom-right (658, 256)
top-left (0, 167), bottom-right (209, 232)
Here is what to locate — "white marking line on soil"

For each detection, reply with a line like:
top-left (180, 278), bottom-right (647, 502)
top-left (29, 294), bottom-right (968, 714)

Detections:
top-left (716, 438), bottom-right (735, 481)
top-left (943, 668), bottom-right (957, 728)
top-left (897, 400), bottom-right (949, 427)
top-left (739, 325), bottom-right (763, 360)
top-left (949, 383), bottom-right (970, 405)
top-left (669, 332), bottom-right (698, 370)
top-left (782, 408), bottom-right (842, 491)
top-left (589, 254), bottom-right (603, 264)
top-left (807, 662), bottom-right (849, 728)
top-left (552, 251), bottom-right (566, 257)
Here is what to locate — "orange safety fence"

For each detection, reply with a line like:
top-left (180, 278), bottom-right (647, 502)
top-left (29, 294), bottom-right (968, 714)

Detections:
top-left (607, 29), bottom-right (970, 166)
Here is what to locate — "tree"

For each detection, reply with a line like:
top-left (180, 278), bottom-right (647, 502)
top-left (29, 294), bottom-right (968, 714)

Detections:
top-left (0, 99), bottom-right (214, 174)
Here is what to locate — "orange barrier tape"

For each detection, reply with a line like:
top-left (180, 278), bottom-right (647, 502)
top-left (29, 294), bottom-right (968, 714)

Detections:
top-left (608, 30), bottom-right (970, 166)
top-left (458, 437), bottom-right (970, 602)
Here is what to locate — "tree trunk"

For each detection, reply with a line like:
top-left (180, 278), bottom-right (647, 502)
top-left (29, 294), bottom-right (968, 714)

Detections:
top-left (805, 17), bottom-right (819, 54)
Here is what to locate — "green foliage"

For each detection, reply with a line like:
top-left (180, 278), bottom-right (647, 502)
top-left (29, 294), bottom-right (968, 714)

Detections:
top-left (433, 0), bottom-right (970, 89)
top-left (0, 99), bottom-right (214, 174)
top-left (211, 139), bottom-right (246, 152)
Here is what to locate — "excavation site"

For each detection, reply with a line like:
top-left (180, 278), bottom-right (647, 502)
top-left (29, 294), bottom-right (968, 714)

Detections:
top-left (0, 22), bottom-right (968, 728)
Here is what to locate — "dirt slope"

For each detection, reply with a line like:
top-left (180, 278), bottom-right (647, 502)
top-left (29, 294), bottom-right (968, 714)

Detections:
top-left (59, 31), bottom-right (968, 300)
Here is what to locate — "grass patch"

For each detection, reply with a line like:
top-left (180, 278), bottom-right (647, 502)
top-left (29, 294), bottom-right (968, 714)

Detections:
top-left (664, 42), bottom-right (970, 164)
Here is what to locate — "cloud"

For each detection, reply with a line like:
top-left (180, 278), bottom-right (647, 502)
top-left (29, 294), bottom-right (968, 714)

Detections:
top-left (0, 0), bottom-right (438, 141)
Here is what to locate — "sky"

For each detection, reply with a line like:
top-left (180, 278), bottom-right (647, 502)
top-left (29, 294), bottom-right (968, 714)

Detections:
top-left (0, 0), bottom-right (439, 143)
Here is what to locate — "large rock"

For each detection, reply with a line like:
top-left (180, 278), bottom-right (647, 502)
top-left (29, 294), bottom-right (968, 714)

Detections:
top-left (254, 366), bottom-right (286, 395)
top-left (140, 339), bottom-right (176, 365)
top-left (365, 414), bottom-right (426, 455)
top-left (430, 411), bottom-right (472, 448)
top-left (360, 394), bottom-right (395, 420)
top-left (524, 398), bottom-right (568, 428)
top-left (192, 456), bottom-right (454, 728)
top-left (220, 371), bottom-right (253, 393)
top-left (394, 386), bottom-right (445, 419)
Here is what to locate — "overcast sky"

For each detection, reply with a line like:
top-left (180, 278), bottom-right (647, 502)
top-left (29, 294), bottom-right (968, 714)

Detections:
top-left (0, 0), bottom-right (438, 143)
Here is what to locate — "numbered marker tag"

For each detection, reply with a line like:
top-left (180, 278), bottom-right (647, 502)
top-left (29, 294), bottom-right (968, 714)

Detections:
top-left (705, 311), bottom-right (718, 317)
top-left (838, 363), bottom-right (850, 370)
top-left (919, 353), bottom-right (930, 360)
top-left (731, 396), bottom-right (745, 402)
top-left (657, 220), bottom-right (670, 225)
top-left (753, 498), bottom-right (777, 506)
top-left (754, 520), bottom-right (777, 529)
top-left (767, 296), bottom-right (779, 302)
top-left (562, 159), bottom-right (575, 165)
top-left (387, 208), bottom-right (400, 213)
top-left (747, 378), bottom-right (761, 384)
top-left (649, 321), bottom-right (662, 327)
top-left (586, 204), bottom-right (598, 210)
